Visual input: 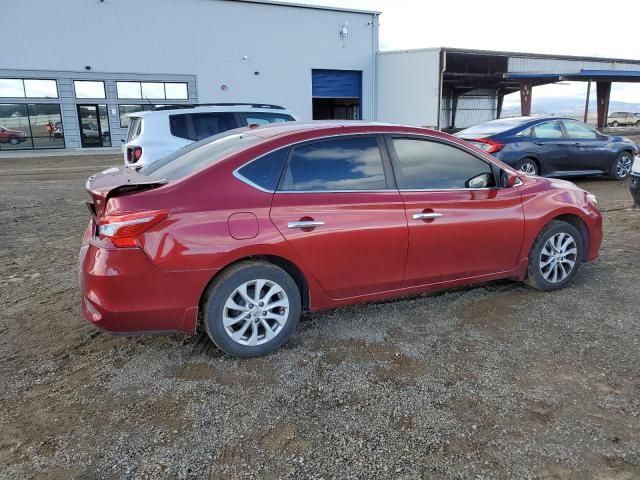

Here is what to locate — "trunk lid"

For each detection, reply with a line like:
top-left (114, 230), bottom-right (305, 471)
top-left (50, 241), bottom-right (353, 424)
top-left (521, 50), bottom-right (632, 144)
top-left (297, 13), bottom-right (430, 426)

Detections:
top-left (86, 167), bottom-right (167, 217)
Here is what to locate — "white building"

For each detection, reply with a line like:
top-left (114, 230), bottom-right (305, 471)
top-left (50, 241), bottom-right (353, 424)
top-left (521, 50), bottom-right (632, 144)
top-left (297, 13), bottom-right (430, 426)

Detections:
top-left (3, 0), bottom-right (640, 154)
top-left (0, 0), bottom-right (379, 151)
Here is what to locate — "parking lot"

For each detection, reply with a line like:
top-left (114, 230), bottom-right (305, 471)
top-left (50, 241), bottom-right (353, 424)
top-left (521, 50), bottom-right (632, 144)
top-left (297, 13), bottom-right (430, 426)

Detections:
top-left (1, 154), bottom-right (639, 479)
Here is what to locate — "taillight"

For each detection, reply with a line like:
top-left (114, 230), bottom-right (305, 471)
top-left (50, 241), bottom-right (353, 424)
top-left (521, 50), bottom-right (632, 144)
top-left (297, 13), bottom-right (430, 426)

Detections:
top-left (473, 138), bottom-right (504, 154)
top-left (127, 146), bottom-right (142, 163)
top-left (98, 210), bottom-right (168, 247)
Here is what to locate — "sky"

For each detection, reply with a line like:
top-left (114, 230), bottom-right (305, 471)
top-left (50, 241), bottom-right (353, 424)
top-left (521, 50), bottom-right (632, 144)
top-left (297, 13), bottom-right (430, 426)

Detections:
top-left (286, 0), bottom-right (640, 106)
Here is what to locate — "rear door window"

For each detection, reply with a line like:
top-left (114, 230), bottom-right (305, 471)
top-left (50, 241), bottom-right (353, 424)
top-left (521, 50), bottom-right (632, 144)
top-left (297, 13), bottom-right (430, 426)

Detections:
top-left (193, 113), bottom-right (236, 140)
top-left (169, 113), bottom-right (237, 141)
top-left (532, 121), bottom-right (564, 139)
top-left (279, 136), bottom-right (387, 191)
top-left (562, 120), bottom-right (598, 139)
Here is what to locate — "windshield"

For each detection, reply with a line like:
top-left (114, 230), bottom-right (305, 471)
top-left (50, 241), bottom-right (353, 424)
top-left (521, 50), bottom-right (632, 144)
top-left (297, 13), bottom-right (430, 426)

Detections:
top-left (142, 132), bottom-right (261, 181)
top-left (456, 118), bottom-right (526, 137)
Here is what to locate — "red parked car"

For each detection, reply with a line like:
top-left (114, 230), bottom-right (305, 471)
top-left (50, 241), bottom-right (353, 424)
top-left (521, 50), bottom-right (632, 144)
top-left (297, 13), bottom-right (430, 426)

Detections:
top-left (80, 122), bottom-right (602, 357)
top-left (0, 125), bottom-right (27, 145)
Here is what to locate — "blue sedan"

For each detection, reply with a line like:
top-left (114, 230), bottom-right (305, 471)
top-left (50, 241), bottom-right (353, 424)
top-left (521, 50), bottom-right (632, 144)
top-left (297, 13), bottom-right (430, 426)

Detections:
top-left (456, 116), bottom-right (638, 180)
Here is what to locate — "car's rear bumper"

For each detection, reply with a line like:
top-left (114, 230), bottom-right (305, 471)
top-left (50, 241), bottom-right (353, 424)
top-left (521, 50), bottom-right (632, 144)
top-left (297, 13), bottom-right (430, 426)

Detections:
top-left (630, 173), bottom-right (640, 207)
top-left (79, 242), bottom-right (214, 335)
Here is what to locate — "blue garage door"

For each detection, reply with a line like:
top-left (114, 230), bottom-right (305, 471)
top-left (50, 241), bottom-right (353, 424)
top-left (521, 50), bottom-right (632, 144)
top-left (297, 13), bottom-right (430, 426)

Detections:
top-left (312, 70), bottom-right (362, 98)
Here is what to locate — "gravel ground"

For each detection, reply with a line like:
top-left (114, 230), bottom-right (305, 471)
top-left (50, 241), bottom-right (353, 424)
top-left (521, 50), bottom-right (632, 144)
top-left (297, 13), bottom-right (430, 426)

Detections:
top-left (1, 155), bottom-right (639, 479)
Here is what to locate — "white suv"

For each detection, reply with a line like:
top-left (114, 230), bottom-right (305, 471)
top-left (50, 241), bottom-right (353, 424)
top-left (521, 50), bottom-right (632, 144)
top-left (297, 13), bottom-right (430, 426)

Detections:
top-left (122, 103), bottom-right (299, 167)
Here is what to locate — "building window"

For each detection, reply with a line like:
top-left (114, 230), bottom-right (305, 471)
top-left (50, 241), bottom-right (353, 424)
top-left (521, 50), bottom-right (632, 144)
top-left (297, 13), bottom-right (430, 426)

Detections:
top-left (74, 80), bottom-right (106, 99)
top-left (0, 79), bottom-right (59, 98)
top-left (116, 81), bottom-right (188, 100)
top-left (0, 103), bottom-right (65, 151)
top-left (164, 83), bottom-right (188, 100)
top-left (141, 82), bottom-right (165, 99)
top-left (24, 80), bottom-right (58, 98)
top-left (116, 82), bottom-right (141, 99)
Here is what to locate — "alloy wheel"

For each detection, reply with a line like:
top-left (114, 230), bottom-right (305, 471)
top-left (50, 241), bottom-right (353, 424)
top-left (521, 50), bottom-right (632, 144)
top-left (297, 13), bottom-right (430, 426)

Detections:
top-left (519, 161), bottom-right (537, 176)
top-left (539, 232), bottom-right (578, 283)
top-left (222, 279), bottom-right (290, 346)
top-left (616, 153), bottom-right (633, 179)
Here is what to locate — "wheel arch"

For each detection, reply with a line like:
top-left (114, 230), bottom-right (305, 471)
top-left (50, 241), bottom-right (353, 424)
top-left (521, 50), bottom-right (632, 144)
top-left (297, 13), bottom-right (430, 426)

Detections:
top-left (540, 213), bottom-right (590, 262)
top-left (197, 254), bottom-right (311, 328)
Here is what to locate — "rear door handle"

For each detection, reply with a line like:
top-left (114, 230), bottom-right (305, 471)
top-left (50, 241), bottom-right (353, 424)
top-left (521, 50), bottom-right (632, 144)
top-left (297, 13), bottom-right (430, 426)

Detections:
top-left (413, 212), bottom-right (443, 220)
top-left (288, 220), bottom-right (325, 229)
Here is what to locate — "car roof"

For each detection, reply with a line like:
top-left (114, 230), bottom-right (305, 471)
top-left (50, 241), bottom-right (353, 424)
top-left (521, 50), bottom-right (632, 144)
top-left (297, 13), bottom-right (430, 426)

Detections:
top-left (128, 104), bottom-right (297, 118)
top-left (233, 120), bottom-right (442, 140)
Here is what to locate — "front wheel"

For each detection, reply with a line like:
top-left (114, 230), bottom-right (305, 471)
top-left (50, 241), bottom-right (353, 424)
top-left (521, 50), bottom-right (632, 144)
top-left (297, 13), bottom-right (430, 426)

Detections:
top-left (609, 151), bottom-right (633, 180)
top-left (525, 221), bottom-right (583, 291)
top-left (612, 121), bottom-right (619, 127)
top-left (516, 158), bottom-right (539, 176)
top-left (203, 261), bottom-right (301, 357)
top-left (8, 137), bottom-right (20, 145)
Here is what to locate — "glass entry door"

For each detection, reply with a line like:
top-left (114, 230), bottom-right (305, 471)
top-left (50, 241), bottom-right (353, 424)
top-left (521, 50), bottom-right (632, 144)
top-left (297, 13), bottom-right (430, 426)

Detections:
top-left (77, 104), bottom-right (111, 147)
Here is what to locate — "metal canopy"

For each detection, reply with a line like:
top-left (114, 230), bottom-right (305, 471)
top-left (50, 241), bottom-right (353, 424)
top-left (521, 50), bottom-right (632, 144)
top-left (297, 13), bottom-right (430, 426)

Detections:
top-left (507, 70), bottom-right (640, 83)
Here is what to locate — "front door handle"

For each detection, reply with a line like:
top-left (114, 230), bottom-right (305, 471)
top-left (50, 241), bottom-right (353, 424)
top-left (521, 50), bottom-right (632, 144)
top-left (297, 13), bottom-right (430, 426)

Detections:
top-left (288, 220), bottom-right (325, 229)
top-left (413, 212), bottom-right (443, 220)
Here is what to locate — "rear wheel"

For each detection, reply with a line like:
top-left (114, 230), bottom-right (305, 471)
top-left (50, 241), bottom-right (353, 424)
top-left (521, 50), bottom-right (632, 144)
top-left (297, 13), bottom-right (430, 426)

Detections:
top-left (609, 151), bottom-right (633, 180)
top-left (516, 158), bottom-right (539, 176)
top-left (202, 261), bottom-right (301, 357)
top-left (525, 221), bottom-right (583, 291)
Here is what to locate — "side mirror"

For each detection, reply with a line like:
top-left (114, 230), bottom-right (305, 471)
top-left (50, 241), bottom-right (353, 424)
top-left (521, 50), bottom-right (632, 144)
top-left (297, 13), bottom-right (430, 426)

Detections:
top-left (506, 172), bottom-right (520, 187)
top-left (465, 172), bottom-right (492, 189)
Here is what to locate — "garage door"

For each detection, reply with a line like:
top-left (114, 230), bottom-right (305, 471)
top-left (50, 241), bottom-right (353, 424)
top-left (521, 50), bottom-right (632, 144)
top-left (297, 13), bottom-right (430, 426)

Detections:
top-left (312, 70), bottom-right (362, 120)
top-left (312, 70), bottom-right (362, 98)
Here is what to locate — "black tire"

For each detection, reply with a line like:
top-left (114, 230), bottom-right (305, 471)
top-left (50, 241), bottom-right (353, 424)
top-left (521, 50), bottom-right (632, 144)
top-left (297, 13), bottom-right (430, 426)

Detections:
top-left (516, 158), bottom-right (539, 176)
top-left (636, 120), bottom-right (640, 127)
top-left (524, 220), bottom-right (583, 291)
top-left (608, 151), bottom-right (634, 180)
top-left (612, 121), bottom-right (619, 127)
top-left (8, 137), bottom-right (20, 145)
top-left (202, 261), bottom-right (301, 357)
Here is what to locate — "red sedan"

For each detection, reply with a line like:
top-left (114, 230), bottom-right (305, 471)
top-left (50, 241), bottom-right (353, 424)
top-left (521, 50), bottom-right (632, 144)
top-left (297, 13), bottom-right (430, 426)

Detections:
top-left (80, 122), bottom-right (602, 357)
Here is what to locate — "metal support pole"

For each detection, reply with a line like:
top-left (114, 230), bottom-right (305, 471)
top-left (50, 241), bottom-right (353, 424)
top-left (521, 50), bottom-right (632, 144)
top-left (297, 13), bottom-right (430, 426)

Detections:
top-left (436, 49), bottom-right (446, 130)
top-left (583, 80), bottom-right (591, 124)
top-left (596, 81), bottom-right (611, 129)
top-left (496, 89), bottom-right (504, 119)
top-left (519, 81), bottom-right (533, 116)
top-left (450, 94), bottom-right (459, 129)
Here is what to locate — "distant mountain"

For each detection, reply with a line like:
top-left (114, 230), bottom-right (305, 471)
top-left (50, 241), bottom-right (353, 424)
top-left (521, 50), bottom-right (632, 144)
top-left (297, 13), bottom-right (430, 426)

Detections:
top-left (502, 98), bottom-right (640, 117)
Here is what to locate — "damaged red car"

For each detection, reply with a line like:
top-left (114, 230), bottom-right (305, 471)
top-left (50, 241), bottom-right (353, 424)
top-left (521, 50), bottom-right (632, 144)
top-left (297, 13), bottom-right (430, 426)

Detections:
top-left (80, 122), bottom-right (602, 357)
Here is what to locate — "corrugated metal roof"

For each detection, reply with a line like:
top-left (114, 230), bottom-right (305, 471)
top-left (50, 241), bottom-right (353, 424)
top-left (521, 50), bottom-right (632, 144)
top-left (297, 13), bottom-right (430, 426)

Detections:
top-left (380, 47), bottom-right (640, 66)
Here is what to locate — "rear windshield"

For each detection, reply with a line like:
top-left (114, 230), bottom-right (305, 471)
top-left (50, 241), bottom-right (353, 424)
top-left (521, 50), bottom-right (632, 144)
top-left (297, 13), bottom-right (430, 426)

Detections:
top-left (127, 117), bottom-right (142, 141)
top-left (141, 132), bottom-right (261, 181)
top-left (456, 118), bottom-right (526, 137)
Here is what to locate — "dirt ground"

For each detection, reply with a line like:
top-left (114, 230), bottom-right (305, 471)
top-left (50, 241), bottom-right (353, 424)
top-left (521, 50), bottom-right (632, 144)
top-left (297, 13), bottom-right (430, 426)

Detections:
top-left (1, 154), bottom-right (639, 479)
